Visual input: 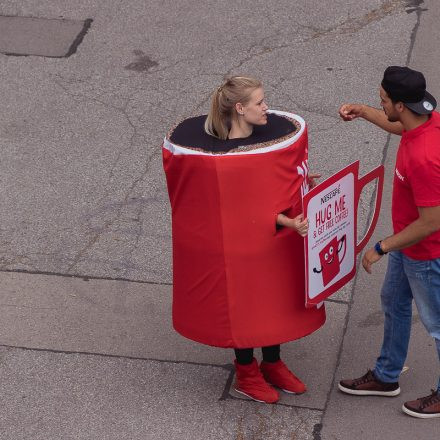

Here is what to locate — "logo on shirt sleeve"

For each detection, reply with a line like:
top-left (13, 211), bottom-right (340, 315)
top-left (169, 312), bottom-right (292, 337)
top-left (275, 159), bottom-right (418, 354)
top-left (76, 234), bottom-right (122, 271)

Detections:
top-left (395, 167), bottom-right (405, 182)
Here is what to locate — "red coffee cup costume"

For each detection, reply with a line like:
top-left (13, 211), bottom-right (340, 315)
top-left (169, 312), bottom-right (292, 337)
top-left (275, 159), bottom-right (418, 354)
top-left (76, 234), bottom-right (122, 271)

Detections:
top-left (163, 110), bottom-right (325, 349)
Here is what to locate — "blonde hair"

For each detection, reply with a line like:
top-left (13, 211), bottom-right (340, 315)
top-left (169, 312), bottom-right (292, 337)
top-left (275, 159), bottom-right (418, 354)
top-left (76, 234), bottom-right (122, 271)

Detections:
top-left (204, 76), bottom-right (262, 139)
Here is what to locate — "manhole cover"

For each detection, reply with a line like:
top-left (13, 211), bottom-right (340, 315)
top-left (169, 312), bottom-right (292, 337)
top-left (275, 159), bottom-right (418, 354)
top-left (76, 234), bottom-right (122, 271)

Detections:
top-left (0, 16), bottom-right (92, 57)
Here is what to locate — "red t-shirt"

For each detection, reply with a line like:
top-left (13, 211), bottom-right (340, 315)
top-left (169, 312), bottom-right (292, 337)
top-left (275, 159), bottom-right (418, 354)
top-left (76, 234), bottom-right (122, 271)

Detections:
top-left (392, 111), bottom-right (440, 260)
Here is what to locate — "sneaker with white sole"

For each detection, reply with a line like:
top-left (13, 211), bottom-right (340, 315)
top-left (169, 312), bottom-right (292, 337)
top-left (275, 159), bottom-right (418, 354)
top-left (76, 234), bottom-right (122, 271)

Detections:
top-left (402, 390), bottom-right (440, 418)
top-left (260, 360), bottom-right (306, 394)
top-left (234, 358), bottom-right (279, 403)
top-left (338, 369), bottom-right (400, 396)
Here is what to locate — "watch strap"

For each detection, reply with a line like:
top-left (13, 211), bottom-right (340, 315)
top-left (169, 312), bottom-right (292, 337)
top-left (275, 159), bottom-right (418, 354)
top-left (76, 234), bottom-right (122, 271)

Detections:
top-left (374, 241), bottom-right (387, 255)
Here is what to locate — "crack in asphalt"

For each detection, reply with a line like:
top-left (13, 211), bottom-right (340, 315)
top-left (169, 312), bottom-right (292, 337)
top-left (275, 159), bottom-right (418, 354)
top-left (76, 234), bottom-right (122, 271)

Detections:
top-left (51, 76), bottom-right (162, 275)
top-left (187, 0), bottom-right (411, 122)
top-left (303, 0), bottom-right (412, 41)
top-left (0, 267), bottom-right (173, 285)
top-left (188, 0), bottom-right (413, 113)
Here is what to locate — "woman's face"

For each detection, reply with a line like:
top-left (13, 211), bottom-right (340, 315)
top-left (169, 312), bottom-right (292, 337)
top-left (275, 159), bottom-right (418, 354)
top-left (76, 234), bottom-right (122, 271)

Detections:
top-left (237, 87), bottom-right (268, 125)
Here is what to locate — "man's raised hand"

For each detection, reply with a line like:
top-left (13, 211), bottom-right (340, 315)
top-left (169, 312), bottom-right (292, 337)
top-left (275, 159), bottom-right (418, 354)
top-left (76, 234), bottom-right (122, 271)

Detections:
top-left (339, 104), bottom-right (363, 121)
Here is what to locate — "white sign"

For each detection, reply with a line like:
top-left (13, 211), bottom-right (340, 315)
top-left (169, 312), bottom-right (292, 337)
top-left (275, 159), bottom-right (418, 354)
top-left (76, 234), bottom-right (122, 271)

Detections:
top-left (302, 161), bottom-right (384, 306)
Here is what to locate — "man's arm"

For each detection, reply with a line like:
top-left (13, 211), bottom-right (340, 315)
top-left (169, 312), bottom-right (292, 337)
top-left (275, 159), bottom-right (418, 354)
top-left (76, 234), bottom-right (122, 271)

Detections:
top-left (381, 205), bottom-right (440, 251)
top-left (362, 205), bottom-right (440, 273)
top-left (339, 104), bottom-right (404, 135)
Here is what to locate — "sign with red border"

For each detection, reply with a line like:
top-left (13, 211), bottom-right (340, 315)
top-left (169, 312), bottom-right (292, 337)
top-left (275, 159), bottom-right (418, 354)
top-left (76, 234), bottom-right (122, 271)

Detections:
top-left (303, 161), bottom-right (384, 307)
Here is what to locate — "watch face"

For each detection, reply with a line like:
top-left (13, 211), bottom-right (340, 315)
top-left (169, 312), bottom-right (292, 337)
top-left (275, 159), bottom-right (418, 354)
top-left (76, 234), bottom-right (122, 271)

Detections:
top-left (375, 242), bottom-right (384, 255)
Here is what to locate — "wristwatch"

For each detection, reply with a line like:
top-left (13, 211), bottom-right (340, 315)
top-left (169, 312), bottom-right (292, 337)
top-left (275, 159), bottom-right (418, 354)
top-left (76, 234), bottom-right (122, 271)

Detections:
top-left (374, 241), bottom-right (388, 256)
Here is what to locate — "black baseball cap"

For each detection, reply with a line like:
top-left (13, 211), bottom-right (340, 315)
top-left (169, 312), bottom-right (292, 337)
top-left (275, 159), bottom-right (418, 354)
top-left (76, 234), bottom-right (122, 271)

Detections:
top-left (381, 66), bottom-right (437, 114)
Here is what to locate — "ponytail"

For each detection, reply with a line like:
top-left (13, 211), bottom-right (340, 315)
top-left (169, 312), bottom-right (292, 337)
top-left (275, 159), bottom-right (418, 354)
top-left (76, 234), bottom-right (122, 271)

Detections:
top-left (204, 76), bottom-right (262, 140)
top-left (204, 88), bottom-right (229, 140)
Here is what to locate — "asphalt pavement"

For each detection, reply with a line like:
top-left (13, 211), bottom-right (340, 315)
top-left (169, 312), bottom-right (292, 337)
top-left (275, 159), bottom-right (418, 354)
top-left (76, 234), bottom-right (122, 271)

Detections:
top-left (0, 1), bottom-right (439, 439)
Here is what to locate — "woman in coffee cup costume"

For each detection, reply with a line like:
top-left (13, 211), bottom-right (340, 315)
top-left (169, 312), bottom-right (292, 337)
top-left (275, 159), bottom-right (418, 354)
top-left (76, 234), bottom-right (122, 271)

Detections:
top-left (163, 76), bottom-right (326, 403)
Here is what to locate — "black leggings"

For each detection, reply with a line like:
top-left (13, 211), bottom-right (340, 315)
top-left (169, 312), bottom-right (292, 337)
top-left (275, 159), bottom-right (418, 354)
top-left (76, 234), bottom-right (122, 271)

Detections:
top-left (234, 345), bottom-right (280, 365)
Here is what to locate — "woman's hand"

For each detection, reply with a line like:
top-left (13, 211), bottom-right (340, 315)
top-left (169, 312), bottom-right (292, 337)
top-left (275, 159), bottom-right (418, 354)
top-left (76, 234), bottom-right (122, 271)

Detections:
top-left (276, 213), bottom-right (309, 237)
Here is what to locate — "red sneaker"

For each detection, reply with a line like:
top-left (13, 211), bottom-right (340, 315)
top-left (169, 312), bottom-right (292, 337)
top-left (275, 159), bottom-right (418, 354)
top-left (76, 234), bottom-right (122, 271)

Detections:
top-left (234, 358), bottom-right (279, 403)
top-left (260, 360), bottom-right (306, 394)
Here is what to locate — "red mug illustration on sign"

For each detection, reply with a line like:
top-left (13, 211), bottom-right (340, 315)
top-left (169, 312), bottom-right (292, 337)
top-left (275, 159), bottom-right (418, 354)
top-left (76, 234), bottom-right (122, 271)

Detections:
top-left (313, 235), bottom-right (347, 287)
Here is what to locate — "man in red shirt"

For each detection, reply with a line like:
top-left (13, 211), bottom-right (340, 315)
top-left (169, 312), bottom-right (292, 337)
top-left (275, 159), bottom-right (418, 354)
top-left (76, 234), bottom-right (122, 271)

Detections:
top-left (337, 66), bottom-right (440, 418)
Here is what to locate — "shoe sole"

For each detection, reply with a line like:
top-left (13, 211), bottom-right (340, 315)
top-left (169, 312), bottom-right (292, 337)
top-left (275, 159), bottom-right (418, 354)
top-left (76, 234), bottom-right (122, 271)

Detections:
top-left (273, 385), bottom-right (305, 395)
top-left (280, 388), bottom-right (303, 395)
top-left (265, 381), bottom-right (306, 395)
top-left (338, 383), bottom-right (400, 396)
top-left (402, 404), bottom-right (440, 419)
top-left (233, 387), bottom-right (278, 404)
